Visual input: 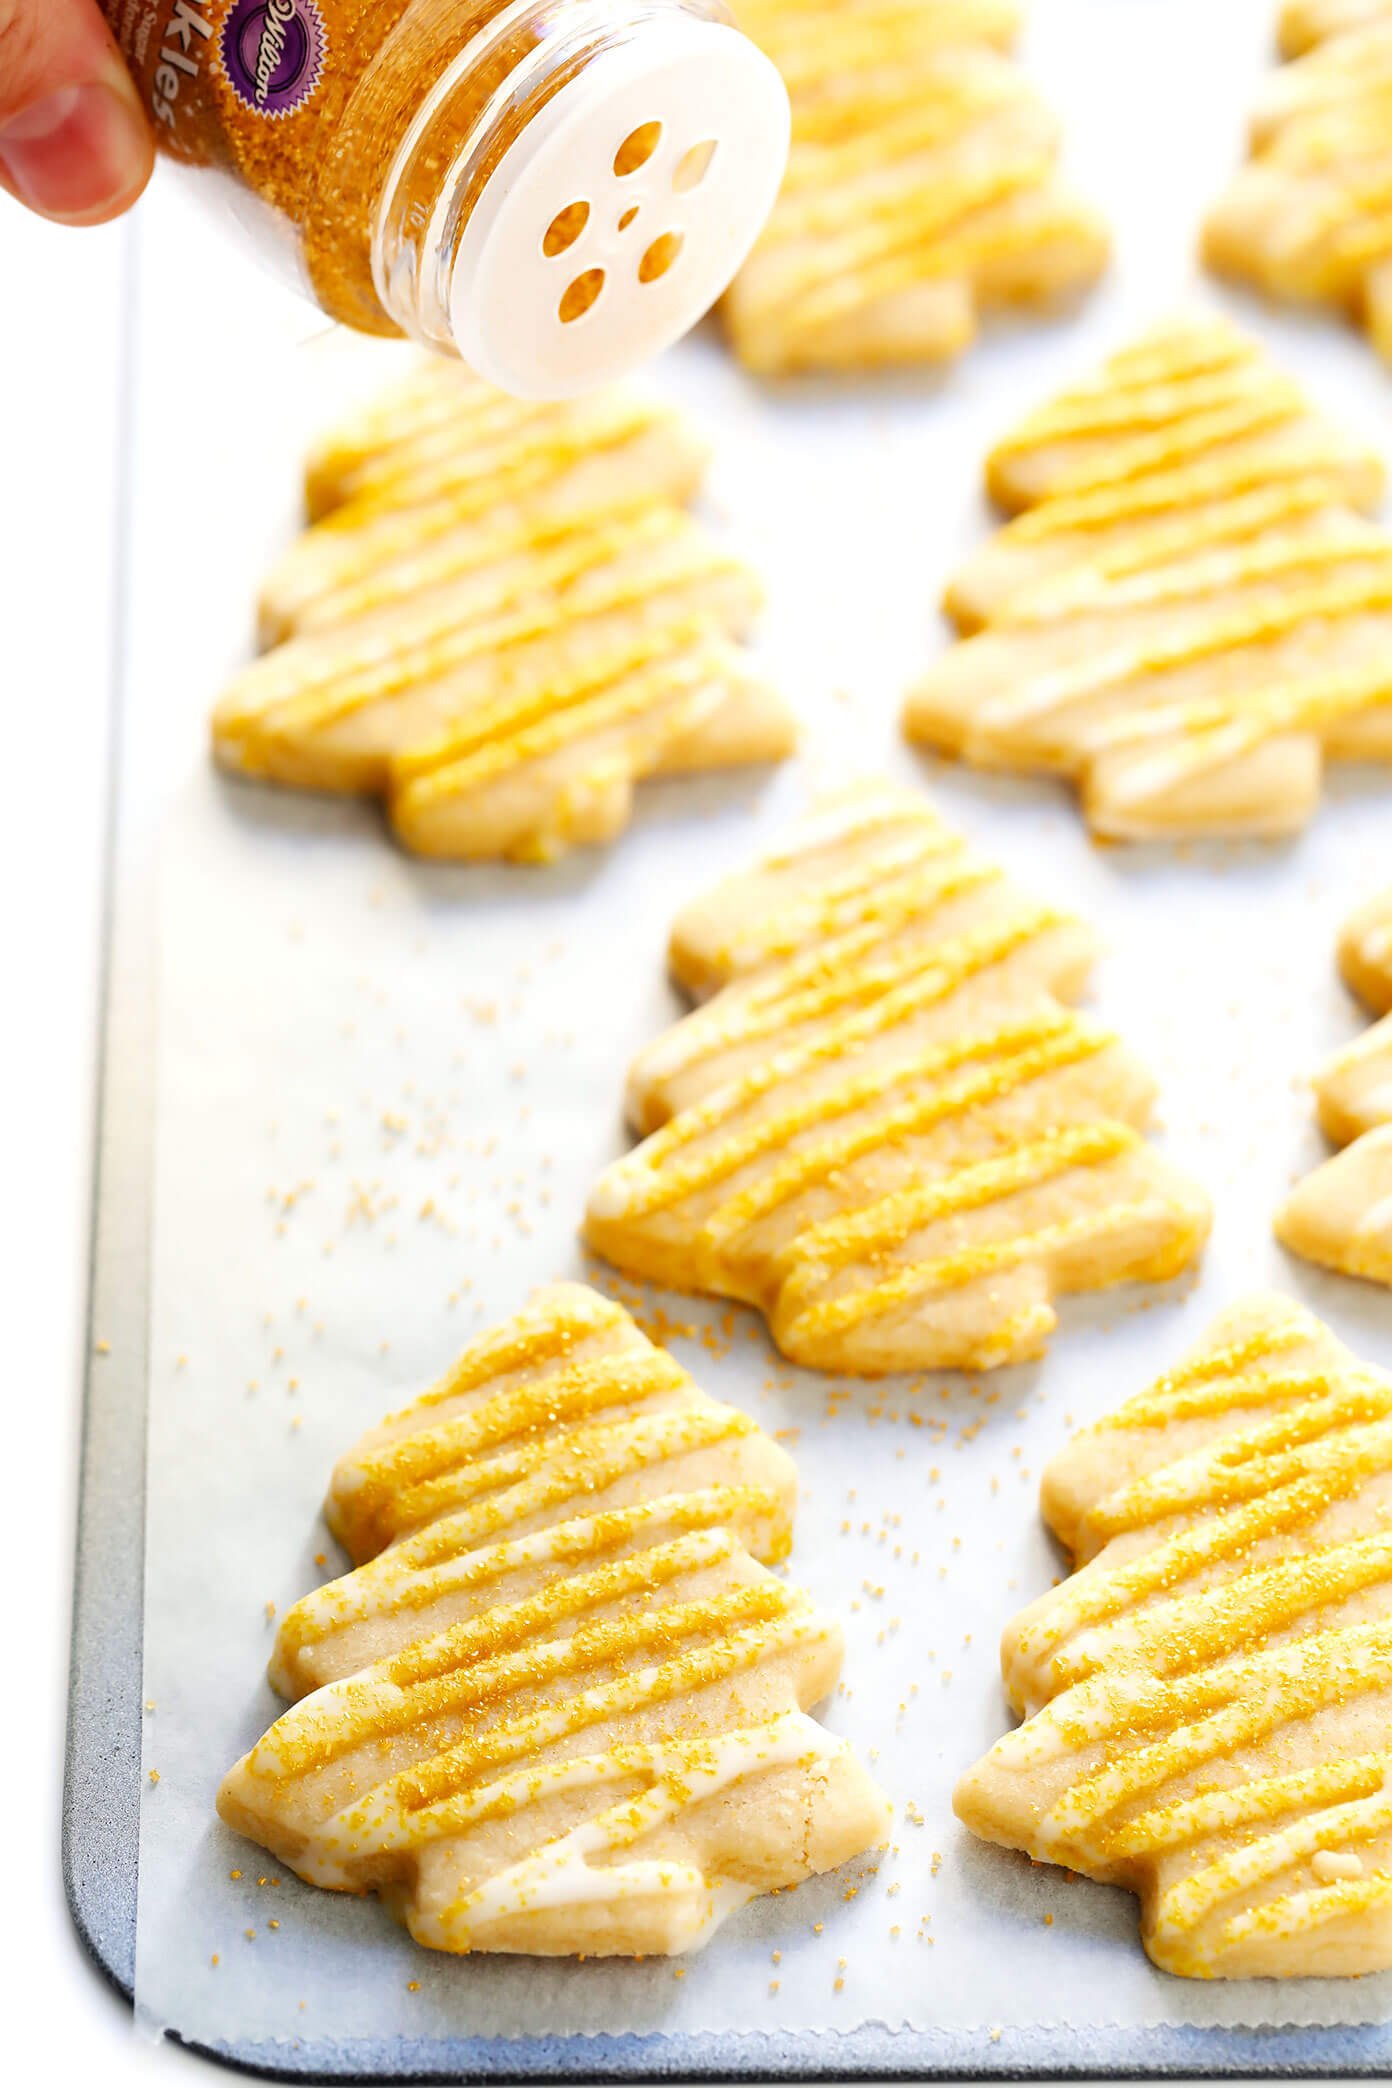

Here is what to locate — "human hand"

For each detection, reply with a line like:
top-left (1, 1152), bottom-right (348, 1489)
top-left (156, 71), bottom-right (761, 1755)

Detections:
top-left (0, 0), bottom-right (153, 225)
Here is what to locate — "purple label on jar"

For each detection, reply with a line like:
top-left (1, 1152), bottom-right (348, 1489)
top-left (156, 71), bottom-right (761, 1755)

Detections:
top-left (220, 0), bottom-right (326, 116)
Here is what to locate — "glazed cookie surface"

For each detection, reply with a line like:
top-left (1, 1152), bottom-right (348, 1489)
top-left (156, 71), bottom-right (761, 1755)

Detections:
top-left (1204, 2), bottom-right (1392, 364)
top-left (1278, 893), bottom-right (1392, 1288)
top-left (218, 1285), bottom-right (890, 1957)
top-left (956, 1295), bottom-right (1392, 1979)
top-left (584, 784), bottom-right (1210, 1375)
top-left (905, 317), bottom-right (1392, 838)
top-left (721, 0), bottom-right (1108, 375)
top-left (212, 364), bottom-right (795, 863)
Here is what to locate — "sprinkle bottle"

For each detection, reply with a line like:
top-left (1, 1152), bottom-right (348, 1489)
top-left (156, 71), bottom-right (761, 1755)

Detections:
top-left (99, 1), bottom-right (789, 396)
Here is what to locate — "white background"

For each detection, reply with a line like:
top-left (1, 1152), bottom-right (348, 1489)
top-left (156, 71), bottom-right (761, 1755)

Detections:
top-left (3, 0), bottom-right (1389, 2078)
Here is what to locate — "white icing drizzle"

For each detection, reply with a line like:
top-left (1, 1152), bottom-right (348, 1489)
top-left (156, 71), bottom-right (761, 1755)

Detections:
top-left (444, 1712), bottom-right (848, 1936)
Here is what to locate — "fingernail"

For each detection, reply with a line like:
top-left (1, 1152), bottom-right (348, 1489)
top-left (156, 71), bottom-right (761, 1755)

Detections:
top-left (0, 79), bottom-right (152, 224)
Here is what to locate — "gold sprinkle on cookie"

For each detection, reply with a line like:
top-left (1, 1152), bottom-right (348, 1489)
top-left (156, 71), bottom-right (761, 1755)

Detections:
top-left (955, 1294), bottom-right (1392, 1979)
top-left (211, 364), bottom-right (794, 863)
top-left (1278, 892), bottom-right (1392, 1288)
top-left (1205, 2), bottom-right (1392, 366)
top-left (721, 0), bottom-right (1108, 375)
top-left (217, 1284), bottom-right (889, 1958)
top-left (905, 316), bottom-right (1392, 838)
top-left (583, 783), bottom-right (1210, 1375)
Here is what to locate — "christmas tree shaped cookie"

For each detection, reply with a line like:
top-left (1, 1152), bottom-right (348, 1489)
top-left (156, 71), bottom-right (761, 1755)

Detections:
top-left (1204, 2), bottom-right (1392, 364)
top-left (1278, 892), bottom-right (1392, 1287)
top-left (721, 0), bottom-right (1108, 375)
top-left (956, 1295), bottom-right (1392, 1979)
top-left (584, 785), bottom-right (1210, 1375)
top-left (212, 363), bottom-right (795, 863)
top-left (905, 317), bottom-right (1392, 838)
top-left (218, 1285), bottom-right (889, 1958)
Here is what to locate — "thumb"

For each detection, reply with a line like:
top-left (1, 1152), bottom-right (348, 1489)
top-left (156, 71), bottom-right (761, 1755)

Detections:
top-left (0, 0), bottom-right (154, 224)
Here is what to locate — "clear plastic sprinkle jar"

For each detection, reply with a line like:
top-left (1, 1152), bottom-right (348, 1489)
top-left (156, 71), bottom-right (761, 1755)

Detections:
top-left (101, 0), bottom-right (790, 395)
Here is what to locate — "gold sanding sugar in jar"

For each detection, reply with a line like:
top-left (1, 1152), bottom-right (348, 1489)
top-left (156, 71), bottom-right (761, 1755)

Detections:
top-left (100, 1), bottom-right (789, 396)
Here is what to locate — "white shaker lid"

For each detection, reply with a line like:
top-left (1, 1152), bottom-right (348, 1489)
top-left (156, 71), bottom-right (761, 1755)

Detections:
top-left (448, 16), bottom-right (790, 398)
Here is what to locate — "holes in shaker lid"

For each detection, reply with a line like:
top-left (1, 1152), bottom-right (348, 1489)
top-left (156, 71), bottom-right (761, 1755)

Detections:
top-left (542, 199), bottom-right (590, 258)
top-left (673, 139), bottom-right (717, 193)
top-left (617, 205), bottom-right (640, 233)
top-left (559, 268), bottom-right (606, 323)
top-left (614, 121), bottom-right (662, 176)
top-left (638, 231), bottom-right (684, 284)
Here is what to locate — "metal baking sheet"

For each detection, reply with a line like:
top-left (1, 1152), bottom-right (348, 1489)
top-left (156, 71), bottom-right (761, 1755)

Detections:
top-left (66, 0), bottom-right (1392, 2073)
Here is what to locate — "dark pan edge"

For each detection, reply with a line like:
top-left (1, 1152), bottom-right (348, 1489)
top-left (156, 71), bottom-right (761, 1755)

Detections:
top-left (62, 220), bottom-right (149, 2008)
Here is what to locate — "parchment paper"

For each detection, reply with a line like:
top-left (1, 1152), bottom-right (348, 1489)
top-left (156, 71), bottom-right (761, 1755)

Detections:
top-left (127, 0), bottom-right (1392, 2054)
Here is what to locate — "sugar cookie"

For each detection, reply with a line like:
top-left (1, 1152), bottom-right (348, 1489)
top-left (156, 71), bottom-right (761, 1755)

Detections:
top-left (1278, 893), bottom-right (1392, 1287)
top-left (1204, 4), bottom-right (1392, 363)
top-left (906, 317), bottom-right (1392, 838)
top-left (218, 1285), bottom-right (890, 1957)
top-left (584, 785), bottom-right (1210, 1375)
top-left (956, 1294), bottom-right (1392, 1979)
top-left (721, 0), bottom-right (1107, 375)
top-left (1279, 1), bottom-right (1392, 55)
top-left (1339, 888), bottom-right (1392, 1015)
top-left (212, 365), bottom-right (795, 863)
